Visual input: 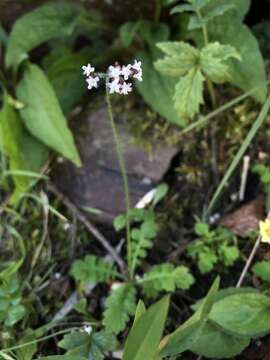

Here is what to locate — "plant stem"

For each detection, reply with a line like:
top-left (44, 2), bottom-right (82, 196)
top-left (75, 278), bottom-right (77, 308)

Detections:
top-left (105, 89), bottom-right (132, 278)
top-left (154, 0), bottom-right (162, 24)
top-left (196, 9), bottom-right (216, 109)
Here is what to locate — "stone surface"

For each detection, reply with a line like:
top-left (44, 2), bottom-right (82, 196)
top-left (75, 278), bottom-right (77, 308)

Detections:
top-left (54, 105), bottom-right (178, 223)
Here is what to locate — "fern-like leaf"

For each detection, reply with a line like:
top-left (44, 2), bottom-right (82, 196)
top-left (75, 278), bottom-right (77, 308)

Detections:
top-left (103, 284), bottom-right (137, 334)
top-left (71, 255), bottom-right (120, 285)
top-left (130, 216), bottom-right (158, 275)
top-left (140, 263), bottom-right (194, 298)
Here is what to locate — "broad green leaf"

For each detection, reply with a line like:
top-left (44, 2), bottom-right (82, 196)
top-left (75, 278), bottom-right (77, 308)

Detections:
top-left (190, 320), bottom-right (250, 358)
top-left (204, 0), bottom-right (250, 21)
top-left (136, 52), bottom-right (185, 126)
top-left (153, 183), bottom-right (169, 205)
top-left (133, 300), bottom-right (146, 325)
top-left (122, 296), bottom-right (170, 360)
top-left (174, 68), bottom-right (205, 119)
top-left (170, 4), bottom-right (193, 14)
top-left (119, 21), bottom-right (141, 47)
top-left (45, 50), bottom-right (88, 114)
top-left (159, 277), bottom-right (220, 357)
top-left (155, 41), bottom-right (198, 77)
top-left (35, 357), bottom-right (85, 360)
top-left (0, 93), bottom-right (47, 202)
top-left (200, 42), bottom-right (241, 83)
top-left (208, 18), bottom-right (267, 102)
top-left (17, 64), bottom-right (81, 166)
top-left (209, 293), bottom-right (270, 337)
top-left (6, 3), bottom-right (82, 70)
top-left (204, 4), bottom-right (235, 22)
top-left (16, 329), bottom-right (37, 360)
top-left (103, 284), bottom-right (137, 334)
top-left (252, 261), bottom-right (270, 282)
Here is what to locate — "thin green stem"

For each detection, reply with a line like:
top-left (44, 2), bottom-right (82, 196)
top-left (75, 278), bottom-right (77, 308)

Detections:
top-left (105, 89), bottom-right (132, 278)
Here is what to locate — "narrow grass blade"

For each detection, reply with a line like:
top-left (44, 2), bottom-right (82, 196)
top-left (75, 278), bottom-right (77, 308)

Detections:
top-left (207, 93), bottom-right (270, 214)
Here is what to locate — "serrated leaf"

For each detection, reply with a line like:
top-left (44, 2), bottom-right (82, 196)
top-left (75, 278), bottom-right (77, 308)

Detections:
top-left (140, 264), bottom-right (194, 298)
top-left (252, 261), bottom-right (270, 282)
top-left (209, 293), bottom-right (270, 337)
top-left (123, 296), bottom-right (169, 360)
top-left (130, 217), bottom-right (158, 275)
top-left (159, 277), bottom-right (220, 357)
top-left (155, 41), bottom-right (198, 77)
top-left (190, 320), bottom-right (250, 358)
top-left (136, 52), bottom-right (185, 126)
top-left (16, 64), bottom-right (81, 166)
top-left (103, 284), bottom-right (137, 334)
top-left (200, 42), bottom-right (241, 83)
top-left (6, 3), bottom-right (82, 70)
top-left (0, 93), bottom-right (47, 202)
top-left (174, 68), bottom-right (205, 119)
top-left (71, 255), bottom-right (120, 285)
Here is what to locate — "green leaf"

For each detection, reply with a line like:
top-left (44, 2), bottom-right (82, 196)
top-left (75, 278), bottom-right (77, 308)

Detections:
top-left (59, 330), bottom-right (116, 359)
top-left (174, 68), bottom-right (205, 119)
top-left (252, 261), bottom-right (270, 282)
top-left (103, 284), bottom-right (137, 334)
top-left (153, 183), bottom-right (169, 205)
top-left (198, 250), bottom-right (218, 274)
top-left (35, 357), bottom-right (85, 360)
top-left (133, 300), bottom-right (146, 325)
top-left (200, 42), bottom-right (241, 83)
top-left (123, 296), bottom-right (170, 360)
top-left (16, 329), bottom-right (37, 360)
top-left (130, 216), bottom-right (158, 275)
top-left (16, 64), bottom-right (81, 166)
top-left (209, 293), bottom-right (270, 337)
top-left (155, 41), bottom-right (198, 77)
top-left (159, 277), bottom-right (220, 357)
top-left (5, 304), bottom-right (26, 326)
top-left (45, 50), bottom-right (88, 114)
top-left (136, 52), bottom-right (185, 126)
top-left (190, 320), bottom-right (250, 358)
top-left (207, 18), bottom-right (267, 103)
top-left (71, 255), bottom-right (120, 285)
top-left (204, 0), bottom-right (250, 21)
top-left (204, 4), bottom-right (235, 22)
top-left (140, 264), bottom-right (194, 298)
top-left (170, 4), bottom-right (193, 14)
top-left (194, 222), bottom-right (210, 237)
top-left (119, 21), bottom-right (141, 47)
top-left (0, 93), bottom-right (47, 202)
top-left (6, 3), bottom-right (82, 70)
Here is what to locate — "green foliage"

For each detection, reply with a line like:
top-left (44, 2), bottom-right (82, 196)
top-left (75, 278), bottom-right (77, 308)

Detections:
top-left (187, 222), bottom-right (239, 273)
top-left (16, 64), bottom-right (81, 166)
top-left (35, 357), bottom-right (85, 360)
top-left (0, 276), bottom-right (26, 327)
top-left (252, 261), bottom-right (270, 282)
top-left (71, 255), bottom-right (120, 286)
top-left (6, 3), bottom-right (82, 70)
top-left (253, 163), bottom-right (270, 211)
top-left (102, 284), bottom-right (137, 334)
top-left (155, 41), bottom-right (240, 119)
top-left (122, 296), bottom-right (169, 360)
top-left (159, 277), bottom-right (220, 357)
top-left (0, 93), bottom-right (47, 202)
top-left (59, 329), bottom-right (116, 359)
top-left (140, 263), bottom-right (194, 298)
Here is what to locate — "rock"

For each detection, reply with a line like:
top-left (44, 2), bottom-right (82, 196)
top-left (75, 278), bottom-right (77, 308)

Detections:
top-left (54, 105), bottom-right (178, 223)
top-left (219, 196), bottom-right (265, 237)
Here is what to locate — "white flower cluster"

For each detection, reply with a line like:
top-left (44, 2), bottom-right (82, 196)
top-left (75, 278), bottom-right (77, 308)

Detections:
top-left (81, 60), bottom-right (143, 95)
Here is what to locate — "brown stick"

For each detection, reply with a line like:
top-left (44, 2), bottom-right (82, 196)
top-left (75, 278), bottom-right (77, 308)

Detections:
top-left (48, 183), bottom-right (126, 273)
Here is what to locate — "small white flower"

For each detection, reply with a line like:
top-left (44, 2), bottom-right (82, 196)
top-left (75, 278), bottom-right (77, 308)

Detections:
top-left (121, 65), bottom-right (132, 80)
top-left (108, 65), bottom-right (122, 79)
top-left (120, 82), bottom-right (132, 95)
top-left (83, 325), bottom-right (92, 335)
top-left (82, 64), bottom-right (95, 77)
top-left (107, 79), bottom-right (121, 94)
top-left (131, 59), bottom-right (143, 81)
top-left (86, 76), bottom-right (100, 90)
